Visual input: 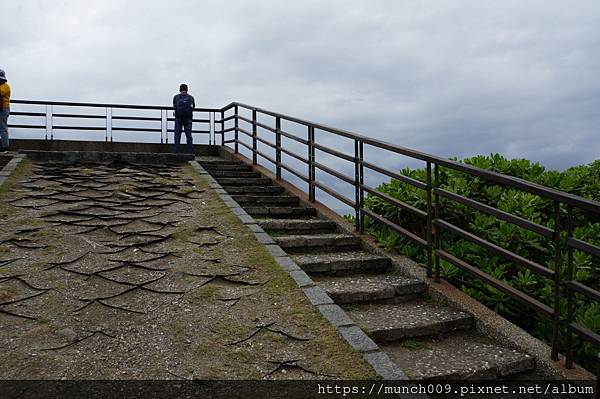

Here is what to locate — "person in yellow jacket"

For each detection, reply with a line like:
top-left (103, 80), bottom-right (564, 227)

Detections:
top-left (0, 69), bottom-right (10, 152)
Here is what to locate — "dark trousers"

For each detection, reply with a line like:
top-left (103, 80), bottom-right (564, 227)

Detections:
top-left (0, 108), bottom-right (9, 149)
top-left (174, 117), bottom-right (193, 154)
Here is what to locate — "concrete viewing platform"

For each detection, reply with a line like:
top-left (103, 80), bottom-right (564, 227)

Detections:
top-left (0, 151), bottom-right (376, 380)
top-left (1, 149), bottom-right (594, 386)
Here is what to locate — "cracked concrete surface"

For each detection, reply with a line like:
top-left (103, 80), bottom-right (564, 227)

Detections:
top-left (0, 160), bottom-right (375, 380)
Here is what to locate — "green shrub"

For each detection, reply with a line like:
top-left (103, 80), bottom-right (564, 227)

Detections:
top-left (361, 154), bottom-right (600, 372)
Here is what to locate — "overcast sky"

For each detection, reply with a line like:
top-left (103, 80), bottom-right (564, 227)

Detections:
top-left (2, 0), bottom-right (600, 172)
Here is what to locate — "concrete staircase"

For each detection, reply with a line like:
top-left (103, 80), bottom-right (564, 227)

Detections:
top-left (198, 156), bottom-right (536, 380)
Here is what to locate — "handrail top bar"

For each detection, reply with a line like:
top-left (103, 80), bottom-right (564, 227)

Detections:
top-left (225, 101), bottom-right (600, 213)
top-left (12, 99), bottom-right (220, 112)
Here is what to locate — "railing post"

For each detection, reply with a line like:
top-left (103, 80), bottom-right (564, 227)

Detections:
top-left (221, 110), bottom-right (225, 146)
top-left (308, 125), bottom-right (316, 202)
top-left (44, 105), bottom-right (48, 140)
top-left (160, 109), bottom-right (164, 144)
top-left (106, 107), bottom-right (113, 143)
top-left (566, 205), bottom-right (574, 368)
top-left (208, 112), bottom-right (212, 145)
top-left (165, 107), bottom-right (169, 144)
top-left (426, 162), bottom-right (433, 279)
top-left (105, 107), bottom-right (109, 142)
top-left (252, 109), bottom-right (257, 165)
top-left (275, 117), bottom-right (281, 180)
top-left (234, 105), bottom-right (239, 154)
top-left (434, 164), bottom-right (440, 282)
top-left (49, 105), bottom-right (54, 141)
top-left (354, 139), bottom-right (364, 232)
top-left (551, 201), bottom-right (562, 361)
top-left (359, 140), bottom-right (365, 233)
top-left (354, 140), bottom-right (360, 231)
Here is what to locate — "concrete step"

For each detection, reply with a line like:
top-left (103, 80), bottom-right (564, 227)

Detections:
top-left (197, 158), bottom-right (243, 166)
top-left (274, 233), bottom-right (361, 253)
top-left (312, 274), bottom-right (425, 304)
top-left (215, 177), bottom-right (273, 186)
top-left (292, 251), bottom-right (391, 274)
top-left (209, 170), bottom-right (262, 178)
top-left (258, 218), bottom-right (338, 235)
top-left (380, 330), bottom-right (535, 380)
top-left (245, 206), bottom-right (316, 218)
top-left (222, 186), bottom-right (285, 195)
top-left (232, 195), bottom-right (299, 206)
top-left (202, 164), bottom-right (251, 171)
top-left (345, 300), bottom-right (473, 342)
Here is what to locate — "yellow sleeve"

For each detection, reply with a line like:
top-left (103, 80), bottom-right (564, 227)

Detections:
top-left (0, 84), bottom-right (10, 108)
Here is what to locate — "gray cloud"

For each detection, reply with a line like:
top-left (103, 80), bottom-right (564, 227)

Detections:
top-left (2, 0), bottom-right (600, 176)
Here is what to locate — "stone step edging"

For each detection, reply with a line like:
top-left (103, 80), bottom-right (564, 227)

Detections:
top-left (189, 159), bottom-right (407, 381)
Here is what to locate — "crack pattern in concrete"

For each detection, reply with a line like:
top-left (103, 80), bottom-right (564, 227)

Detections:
top-left (0, 160), bottom-right (375, 380)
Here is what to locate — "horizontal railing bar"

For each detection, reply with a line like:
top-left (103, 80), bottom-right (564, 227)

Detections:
top-left (569, 281), bottom-right (600, 303)
top-left (18, 113), bottom-right (206, 123)
top-left (223, 127), bottom-right (237, 133)
top-left (435, 218), bottom-right (554, 279)
top-left (8, 124), bottom-right (46, 129)
top-left (436, 249), bottom-right (554, 317)
top-left (236, 115), bottom-right (253, 125)
top-left (112, 127), bottom-right (162, 132)
top-left (361, 160), bottom-right (428, 190)
top-left (237, 127), bottom-right (252, 138)
top-left (254, 135), bottom-right (277, 150)
top-left (10, 111), bottom-right (47, 117)
top-left (222, 115), bottom-right (236, 122)
top-left (112, 116), bottom-right (161, 121)
top-left (313, 181), bottom-right (355, 208)
top-left (165, 129), bottom-right (210, 134)
top-left (237, 140), bottom-right (254, 152)
top-left (52, 113), bottom-right (105, 119)
top-left (279, 162), bottom-right (309, 183)
top-left (223, 139), bottom-right (236, 144)
top-left (52, 126), bottom-right (105, 131)
top-left (313, 161), bottom-right (355, 185)
top-left (568, 237), bottom-right (600, 258)
top-left (362, 207), bottom-right (427, 246)
top-left (254, 149), bottom-right (277, 167)
top-left (435, 188), bottom-right (554, 238)
top-left (569, 322), bottom-right (600, 346)
top-left (437, 163), bottom-right (600, 213)
top-left (279, 129), bottom-right (308, 145)
top-left (166, 118), bottom-right (210, 123)
top-left (13, 99), bottom-right (219, 112)
top-left (221, 103), bottom-right (236, 113)
top-left (313, 142), bottom-right (355, 163)
top-left (362, 184), bottom-right (428, 218)
top-left (239, 116), bottom-right (283, 136)
top-left (279, 146), bottom-right (308, 164)
top-left (229, 101), bottom-right (600, 213)
top-left (254, 120), bottom-right (278, 134)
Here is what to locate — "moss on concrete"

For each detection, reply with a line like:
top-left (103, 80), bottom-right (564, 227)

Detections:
top-left (0, 159), bottom-right (376, 380)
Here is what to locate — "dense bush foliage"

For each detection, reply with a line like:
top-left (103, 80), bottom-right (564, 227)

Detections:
top-left (361, 154), bottom-right (600, 372)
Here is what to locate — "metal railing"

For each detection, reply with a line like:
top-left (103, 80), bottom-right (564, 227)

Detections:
top-left (7, 98), bottom-right (600, 368)
top-left (218, 101), bottom-right (600, 369)
top-left (9, 99), bottom-right (223, 144)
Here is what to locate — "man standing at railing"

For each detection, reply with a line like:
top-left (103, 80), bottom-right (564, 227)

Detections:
top-left (172, 84), bottom-right (195, 154)
top-left (0, 69), bottom-right (10, 152)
